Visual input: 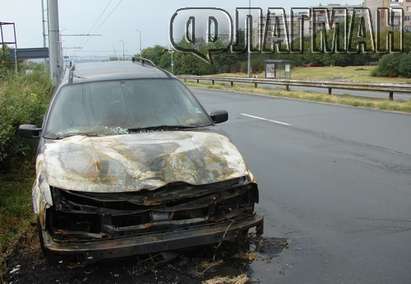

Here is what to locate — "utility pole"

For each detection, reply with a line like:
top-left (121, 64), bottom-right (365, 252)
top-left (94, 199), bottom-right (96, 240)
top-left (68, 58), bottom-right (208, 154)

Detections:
top-left (47, 0), bottom-right (62, 84)
top-left (247, 0), bottom-right (252, 78)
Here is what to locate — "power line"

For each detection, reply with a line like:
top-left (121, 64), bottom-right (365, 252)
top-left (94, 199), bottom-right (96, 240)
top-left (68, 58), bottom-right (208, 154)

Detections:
top-left (83, 0), bottom-right (115, 38)
top-left (81, 0), bottom-right (115, 47)
top-left (82, 0), bottom-right (124, 48)
top-left (97, 0), bottom-right (124, 29)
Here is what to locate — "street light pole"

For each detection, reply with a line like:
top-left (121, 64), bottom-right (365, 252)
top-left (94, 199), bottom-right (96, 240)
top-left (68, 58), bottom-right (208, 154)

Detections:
top-left (171, 50), bottom-right (174, 74)
top-left (41, 0), bottom-right (47, 48)
top-left (247, 0), bottom-right (252, 78)
top-left (120, 40), bottom-right (125, 60)
top-left (136, 29), bottom-right (142, 55)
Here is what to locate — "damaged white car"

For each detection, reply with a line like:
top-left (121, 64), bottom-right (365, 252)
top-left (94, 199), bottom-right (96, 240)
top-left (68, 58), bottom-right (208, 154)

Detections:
top-left (18, 60), bottom-right (263, 261)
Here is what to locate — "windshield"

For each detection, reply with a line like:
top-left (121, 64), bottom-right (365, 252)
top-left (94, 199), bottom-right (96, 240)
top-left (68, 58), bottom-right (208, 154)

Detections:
top-left (44, 79), bottom-right (211, 138)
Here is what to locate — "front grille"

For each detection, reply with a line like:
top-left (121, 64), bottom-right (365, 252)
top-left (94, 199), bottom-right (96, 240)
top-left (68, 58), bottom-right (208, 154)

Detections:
top-left (47, 178), bottom-right (259, 240)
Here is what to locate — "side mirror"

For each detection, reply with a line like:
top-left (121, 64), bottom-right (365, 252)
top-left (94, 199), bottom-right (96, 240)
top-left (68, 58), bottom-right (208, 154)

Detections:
top-left (210, 110), bottom-right (228, 124)
top-left (18, 124), bottom-right (42, 138)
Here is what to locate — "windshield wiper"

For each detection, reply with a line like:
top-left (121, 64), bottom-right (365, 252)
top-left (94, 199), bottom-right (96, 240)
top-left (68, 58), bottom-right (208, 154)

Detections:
top-left (44, 132), bottom-right (100, 140)
top-left (45, 125), bottom-right (209, 139)
top-left (128, 125), bottom-right (201, 132)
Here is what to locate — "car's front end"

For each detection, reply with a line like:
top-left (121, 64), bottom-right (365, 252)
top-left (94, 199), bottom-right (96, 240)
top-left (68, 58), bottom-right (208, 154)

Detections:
top-left (34, 132), bottom-right (263, 260)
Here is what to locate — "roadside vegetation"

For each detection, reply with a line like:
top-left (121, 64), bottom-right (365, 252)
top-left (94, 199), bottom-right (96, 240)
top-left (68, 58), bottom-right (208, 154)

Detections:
top-left (0, 164), bottom-right (35, 280)
top-left (186, 81), bottom-right (411, 113)
top-left (140, 44), bottom-right (380, 76)
top-left (215, 66), bottom-right (411, 84)
top-left (372, 53), bottom-right (411, 79)
top-left (0, 63), bottom-right (52, 279)
top-left (0, 64), bottom-right (51, 169)
top-left (294, 65), bottom-right (411, 83)
top-left (139, 33), bottom-right (411, 78)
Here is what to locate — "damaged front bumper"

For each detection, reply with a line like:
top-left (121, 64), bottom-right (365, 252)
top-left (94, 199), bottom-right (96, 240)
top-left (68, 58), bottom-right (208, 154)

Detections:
top-left (41, 178), bottom-right (264, 260)
top-left (42, 215), bottom-right (263, 260)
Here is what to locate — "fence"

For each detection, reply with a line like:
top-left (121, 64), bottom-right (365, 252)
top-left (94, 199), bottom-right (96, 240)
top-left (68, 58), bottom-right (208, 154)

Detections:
top-left (179, 75), bottom-right (411, 101)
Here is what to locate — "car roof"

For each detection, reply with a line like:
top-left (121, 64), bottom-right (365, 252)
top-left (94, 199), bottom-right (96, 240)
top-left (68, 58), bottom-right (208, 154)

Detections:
top-left (64, 61), bottom-right (173, 84)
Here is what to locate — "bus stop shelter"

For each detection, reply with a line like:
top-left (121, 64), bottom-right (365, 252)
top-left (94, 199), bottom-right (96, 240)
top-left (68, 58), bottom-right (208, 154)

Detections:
top-left (264, 59), bottom-right (292, 79)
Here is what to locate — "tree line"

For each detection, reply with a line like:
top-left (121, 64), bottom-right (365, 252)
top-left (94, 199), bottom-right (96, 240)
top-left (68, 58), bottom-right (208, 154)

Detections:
top-left (137, 32), bottom-right (411, 77)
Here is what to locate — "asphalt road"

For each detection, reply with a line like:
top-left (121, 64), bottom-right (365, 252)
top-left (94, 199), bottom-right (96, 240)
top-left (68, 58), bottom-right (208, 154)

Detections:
top-left (193, 88), bottom-right (411, 284)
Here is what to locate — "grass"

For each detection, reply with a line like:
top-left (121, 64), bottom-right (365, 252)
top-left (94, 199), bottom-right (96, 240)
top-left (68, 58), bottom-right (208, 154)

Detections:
top-left (0, 161), bottom-right (35, 279)
top-left (0, 64), bottom-right (49, 280)
top-left (215, 66), bottom-right (411, 84)
top-left (291, 66), bottom-right (411, 84)
top-left (186, 81), bottom-right (411, 113)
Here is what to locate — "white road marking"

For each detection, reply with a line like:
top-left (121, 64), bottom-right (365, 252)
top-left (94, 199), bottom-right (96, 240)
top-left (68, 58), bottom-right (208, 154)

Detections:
top-left (241, 113), bottom-right (292, 127)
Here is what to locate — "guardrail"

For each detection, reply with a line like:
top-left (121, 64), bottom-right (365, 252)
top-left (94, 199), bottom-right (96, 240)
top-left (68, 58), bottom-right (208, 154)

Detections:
top-left (179, 75), bottom-right (411, 101)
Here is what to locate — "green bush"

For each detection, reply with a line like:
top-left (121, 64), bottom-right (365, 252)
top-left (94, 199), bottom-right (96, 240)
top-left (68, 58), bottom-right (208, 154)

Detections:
top-left (0, 65), bottom-right (52, 170)
top-left (373, 53), bottom-right (411, 78)
top-left (0, 48), bottom-right (12, 80)
top-left (398, 55), bottom-right (411, 78)
top-left (373, 54), bottom-right (402, 77)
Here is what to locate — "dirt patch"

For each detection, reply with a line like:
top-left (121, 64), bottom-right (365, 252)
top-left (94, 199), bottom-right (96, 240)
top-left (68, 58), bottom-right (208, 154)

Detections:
top-left (5, 228), bottom-right (288, 284)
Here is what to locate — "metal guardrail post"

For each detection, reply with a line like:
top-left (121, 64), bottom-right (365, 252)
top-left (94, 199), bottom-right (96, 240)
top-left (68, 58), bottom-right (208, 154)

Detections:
top-left (286, 84), bottom-right (290, 91)
top-left (254, 82), bottom-right (258, 88)
top-left (230, 81), bottom-right (234, 87)
top-left (389, 91), bottom-right (394, 101)
top-left (212, 80), bottom-right (215, 85)
top-left (328, 87), bottom-right (332, 95)
top-left (196, 79), bottom-right (199, 84)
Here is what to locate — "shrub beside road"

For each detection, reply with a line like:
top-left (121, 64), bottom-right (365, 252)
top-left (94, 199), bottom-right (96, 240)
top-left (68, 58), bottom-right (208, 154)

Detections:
top-left (0, 65), bottom-right (51, 280)
top-left (0, 65), bottom-right (51, 168)
top-left (373, 54), bottom-right (411, 78)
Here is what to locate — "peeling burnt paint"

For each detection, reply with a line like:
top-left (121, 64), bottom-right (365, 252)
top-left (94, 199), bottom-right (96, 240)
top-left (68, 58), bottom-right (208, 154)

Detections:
top-left (39, 131), bottom-right (248, 193)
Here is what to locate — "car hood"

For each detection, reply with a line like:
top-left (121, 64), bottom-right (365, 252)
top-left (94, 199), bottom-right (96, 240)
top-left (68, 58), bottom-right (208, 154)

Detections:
top-left (38, 131), bottom-right (249, 193)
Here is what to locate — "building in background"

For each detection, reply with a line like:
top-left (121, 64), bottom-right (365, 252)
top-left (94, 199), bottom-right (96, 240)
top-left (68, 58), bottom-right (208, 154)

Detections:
top-left (400, 0), bottom-right (411, 31)
top-left (363, 0), bottom-right (410, 31)
top-left (363, 0), bottom-right (389, 30)
top-left (363, 0), bottom-right (390, 15)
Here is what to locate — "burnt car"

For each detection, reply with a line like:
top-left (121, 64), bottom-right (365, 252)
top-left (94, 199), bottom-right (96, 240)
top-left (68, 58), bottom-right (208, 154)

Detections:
top-left (18, 60), bottom-right (263, 260)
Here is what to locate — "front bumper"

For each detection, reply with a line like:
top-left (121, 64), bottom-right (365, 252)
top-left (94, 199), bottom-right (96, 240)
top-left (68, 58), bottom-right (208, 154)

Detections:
top-left (42, 214), bottom-right (263, 260)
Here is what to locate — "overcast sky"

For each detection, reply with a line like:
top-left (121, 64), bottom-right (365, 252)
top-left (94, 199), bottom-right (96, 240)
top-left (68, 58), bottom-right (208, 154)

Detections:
top-left (1, 0), bottom-right (361, 57)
